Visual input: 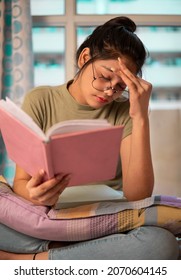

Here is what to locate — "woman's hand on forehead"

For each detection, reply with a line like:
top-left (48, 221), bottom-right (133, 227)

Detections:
top-left (110, 57), bottom-right (137, 75)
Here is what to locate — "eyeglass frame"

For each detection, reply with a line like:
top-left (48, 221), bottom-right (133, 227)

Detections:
top-left (91, 63), bottom-right (129, 101)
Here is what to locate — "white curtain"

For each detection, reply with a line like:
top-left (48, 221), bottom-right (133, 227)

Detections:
top-left (0, 0), bottom-right (34, 183)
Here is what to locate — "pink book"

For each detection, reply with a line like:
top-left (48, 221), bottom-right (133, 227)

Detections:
top-left (0, 98), bottom-right (124, 186)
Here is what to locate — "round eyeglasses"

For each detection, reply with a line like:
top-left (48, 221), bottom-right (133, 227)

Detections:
top-left (91, 64), bottom-right (129, 102)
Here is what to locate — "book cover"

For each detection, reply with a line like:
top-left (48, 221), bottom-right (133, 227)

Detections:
top-left (0, 98), bottom-right (124, 186)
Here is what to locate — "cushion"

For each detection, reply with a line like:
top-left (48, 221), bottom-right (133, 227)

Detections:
top-left (0, 180), bottom-right (181, 241)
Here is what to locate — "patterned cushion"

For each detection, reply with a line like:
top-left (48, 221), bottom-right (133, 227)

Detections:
top-left (0, 180), bottom-right (181, 242)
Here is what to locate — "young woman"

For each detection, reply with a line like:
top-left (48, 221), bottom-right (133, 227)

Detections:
top-left (0, 16), bottom-right (179, 260)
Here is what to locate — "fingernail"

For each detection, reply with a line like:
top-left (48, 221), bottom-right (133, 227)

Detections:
top-left (64, 174), bottom-right (72, 182)
top-left (39, 169), bottom-right (45, 175)
top-left (56, 174), bottom-right (63, 180)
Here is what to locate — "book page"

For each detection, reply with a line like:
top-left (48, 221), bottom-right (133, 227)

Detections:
top-left (46, 119), bottom-right (111, 138)
top-left (1, 98), bottom-right (112, 140)
top-left (0, 98), bottom-right (47, 140)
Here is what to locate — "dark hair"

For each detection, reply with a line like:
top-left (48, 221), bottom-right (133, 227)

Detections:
top-left (76, 16), bottom-right (147, 76)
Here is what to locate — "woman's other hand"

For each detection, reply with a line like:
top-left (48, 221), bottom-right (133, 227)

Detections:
top-left (26, 170), bottom-right (71, 206)
top-left (13, 165), bottom-right (71, 206)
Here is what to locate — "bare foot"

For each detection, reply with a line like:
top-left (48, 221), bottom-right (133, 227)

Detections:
top-left (0, 250), bottom-right (48, 260)
top-left (0, 250), bottom-right (33, 260)
top-left (0, 241), bottom-right (71, 260)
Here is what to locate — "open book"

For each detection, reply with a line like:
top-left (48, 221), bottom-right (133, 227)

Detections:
top-left (54, 184), bottom-right (124, 209)
top-left (0, 98), bottom-right (124, 186)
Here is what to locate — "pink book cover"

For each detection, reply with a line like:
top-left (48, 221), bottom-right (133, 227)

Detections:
top-left (0, 106), bottom-right (124, 186)
top-left (50, 126), bottom-right (123, 186)
top-left (0, 107), bottom-right (53, 179)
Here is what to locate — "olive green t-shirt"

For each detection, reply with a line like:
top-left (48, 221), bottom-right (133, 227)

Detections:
top-left (22, 82), bottom-right (132, 189)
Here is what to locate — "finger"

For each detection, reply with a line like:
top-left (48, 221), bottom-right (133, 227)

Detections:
top-left (118, 57), bottom-right (137, 80)
top-left (50, 174), bottom-right (72, 196)
top-left (111, 60), bottom-right (141, 94)
top-left (27, 169), bottom-right (45, 190)
top-left (118, 69), bottom-right (142, 95)
top-left (117, 67), bottom-right (151, 98)
top-left (27, 172), bottom-right (69, 199)
top-left (36, 174), bottom-right (72, 205)
top-left (43, 183), bottom-right (68, 206)
top-left (118, 57), bottom-right (152, 92)
top-left (40, 173), bottom-right (71, 193)
top-left (37, 174), bottom-right (71, 197)
top-left (136, 76), bottom-right (152, 93)
top-left (117, 58), bottom-right (142, 90)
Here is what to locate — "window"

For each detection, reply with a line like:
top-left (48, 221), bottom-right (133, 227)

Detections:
top-left (31, 0), bottom-right (181, 101)
top-left (33, 27), bottom-right (65, 85)
top-left (31, 0), bottom-right (65, 15)
top-left (76, 0), bottom-right (181, 15)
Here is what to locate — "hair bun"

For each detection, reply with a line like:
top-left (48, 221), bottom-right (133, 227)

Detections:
top-left (104, 16), bottom-right (136, 33)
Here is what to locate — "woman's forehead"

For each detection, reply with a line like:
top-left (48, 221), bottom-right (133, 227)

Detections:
top-left (98, 58), bottom-right (137, 75)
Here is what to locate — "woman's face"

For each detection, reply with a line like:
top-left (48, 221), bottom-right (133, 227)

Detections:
top-left (70, 56), bottom-right (137, 109)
